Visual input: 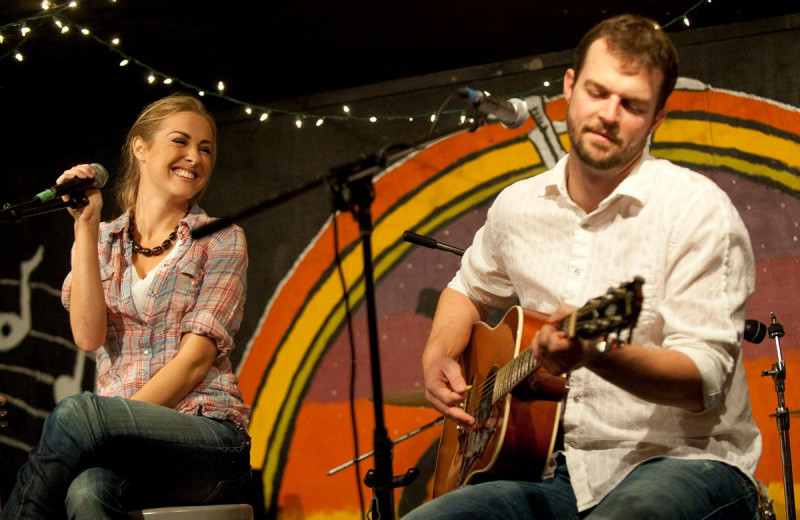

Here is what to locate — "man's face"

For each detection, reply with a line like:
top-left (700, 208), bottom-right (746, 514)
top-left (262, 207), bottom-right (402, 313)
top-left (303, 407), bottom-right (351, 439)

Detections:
top-left (564, 38), bottom-right (667, 178)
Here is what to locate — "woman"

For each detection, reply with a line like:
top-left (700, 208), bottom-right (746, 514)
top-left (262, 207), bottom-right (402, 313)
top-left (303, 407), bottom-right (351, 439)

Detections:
top-left (1, 94), bottom-right (252, 519)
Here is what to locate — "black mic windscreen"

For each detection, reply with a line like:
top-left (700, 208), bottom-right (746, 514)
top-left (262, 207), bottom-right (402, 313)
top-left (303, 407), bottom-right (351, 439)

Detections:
top-left (744, 319), bottom-right (767, 344)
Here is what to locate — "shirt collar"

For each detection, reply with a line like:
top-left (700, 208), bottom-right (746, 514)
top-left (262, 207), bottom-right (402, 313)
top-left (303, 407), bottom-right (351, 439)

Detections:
top-left (542, 149), bottom-right (655, 210)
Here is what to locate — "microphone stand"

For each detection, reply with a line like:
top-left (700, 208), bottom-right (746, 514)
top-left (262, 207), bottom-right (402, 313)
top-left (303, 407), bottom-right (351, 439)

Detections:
top-left (193, 118), bottom-right (484, 520)
top-left (761, 313), bottom-right (796, 520)
top-left (0, 195), bottom-right (88, 223)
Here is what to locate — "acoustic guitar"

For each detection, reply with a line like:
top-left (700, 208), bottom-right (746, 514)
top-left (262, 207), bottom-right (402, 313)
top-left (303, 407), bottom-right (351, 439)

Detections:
top-left (432, 277), bottom-right (644, 497)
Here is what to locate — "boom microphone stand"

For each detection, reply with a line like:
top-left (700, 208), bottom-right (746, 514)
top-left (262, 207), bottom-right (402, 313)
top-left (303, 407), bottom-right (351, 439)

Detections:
top-left (746, 315), bottom-right (795, 520)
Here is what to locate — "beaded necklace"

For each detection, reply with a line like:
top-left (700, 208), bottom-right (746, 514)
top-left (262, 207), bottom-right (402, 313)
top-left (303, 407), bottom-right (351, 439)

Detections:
top-left (129, 213), bottom-right (180, 257)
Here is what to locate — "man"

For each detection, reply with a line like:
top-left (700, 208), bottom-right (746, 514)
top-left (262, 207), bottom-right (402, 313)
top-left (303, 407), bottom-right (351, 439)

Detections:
top-left (404, 14), bottom-right (762, 520)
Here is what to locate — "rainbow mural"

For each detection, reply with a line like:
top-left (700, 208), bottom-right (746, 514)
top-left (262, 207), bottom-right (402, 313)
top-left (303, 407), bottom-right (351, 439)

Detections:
top-left (238, 79), bottom-right (800, 519)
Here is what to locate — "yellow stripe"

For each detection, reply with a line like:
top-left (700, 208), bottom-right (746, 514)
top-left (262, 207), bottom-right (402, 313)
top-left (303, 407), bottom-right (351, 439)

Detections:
top-left (657, 119), bottom-right (800, 170)
top-left (371, 141), bottom-right (543, 253)
top-left (653, 147), bottom-right (800, 192)
top-left (262, 298), bottom-right (359, 501)
top-left (249, 242), bottom-right (365, 456)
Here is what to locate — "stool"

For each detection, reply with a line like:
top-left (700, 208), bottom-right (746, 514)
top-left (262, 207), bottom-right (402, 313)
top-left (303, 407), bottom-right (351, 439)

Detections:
top-left (129, 503), bottom-right (253, 519)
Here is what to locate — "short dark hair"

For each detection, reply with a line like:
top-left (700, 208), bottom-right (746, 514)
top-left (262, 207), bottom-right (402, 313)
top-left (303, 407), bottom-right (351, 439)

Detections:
top-left (573, 14), bottom-right (678, 112)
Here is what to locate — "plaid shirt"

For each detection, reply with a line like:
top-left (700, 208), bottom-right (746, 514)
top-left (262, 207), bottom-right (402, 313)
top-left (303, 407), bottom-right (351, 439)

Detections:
top-left (63, 205), bottom-right (251, 426)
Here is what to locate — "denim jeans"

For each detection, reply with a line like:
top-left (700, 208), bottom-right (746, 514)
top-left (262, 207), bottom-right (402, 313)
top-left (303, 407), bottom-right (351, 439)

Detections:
top-left (0, 392), bottom-right (251, 520)
top-left (401, 456), bottom-right (759, 520)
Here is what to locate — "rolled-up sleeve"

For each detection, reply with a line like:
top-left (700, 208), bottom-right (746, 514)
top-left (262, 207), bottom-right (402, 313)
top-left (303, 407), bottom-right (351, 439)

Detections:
top-left (180, 224), bottom-right (248, 357)
top-left (660, 185), bottom-right (755, 411)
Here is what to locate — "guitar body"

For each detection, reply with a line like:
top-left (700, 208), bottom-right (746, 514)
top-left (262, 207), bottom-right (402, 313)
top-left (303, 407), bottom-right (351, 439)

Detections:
top-left (432, 306), bottom-right (567, 497)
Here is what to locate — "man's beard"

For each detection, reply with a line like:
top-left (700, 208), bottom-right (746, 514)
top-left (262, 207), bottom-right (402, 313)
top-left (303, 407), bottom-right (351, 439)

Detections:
top-left (566, 113), bottom-right (648, 174)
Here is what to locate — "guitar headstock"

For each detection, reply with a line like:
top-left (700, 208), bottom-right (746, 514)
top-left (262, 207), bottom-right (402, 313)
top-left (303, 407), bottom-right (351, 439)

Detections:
top-left (561, 277), bottom-right (644, 341)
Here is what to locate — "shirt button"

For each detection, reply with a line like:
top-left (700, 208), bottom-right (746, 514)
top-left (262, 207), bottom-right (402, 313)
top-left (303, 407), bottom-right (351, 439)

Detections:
top-left (573, 268), bottom-right (581, 276)
top-left (143, 350), bottom-right (150, 356)
top-left (573, 395), bottom-right (581, 403)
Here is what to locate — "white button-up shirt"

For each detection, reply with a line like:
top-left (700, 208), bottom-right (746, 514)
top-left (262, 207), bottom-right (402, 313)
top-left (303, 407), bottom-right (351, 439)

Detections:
top-left (449, 152), bottom-right (762, 511)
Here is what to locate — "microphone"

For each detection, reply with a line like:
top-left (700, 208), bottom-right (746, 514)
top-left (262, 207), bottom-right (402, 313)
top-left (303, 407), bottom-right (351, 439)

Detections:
top-left (402, 230), bottom-right (464, 257)
top-left (744, 319), bottom-right (767, 344)
top-left (459, 87), bottom-right (529, 129)
top-left (35, 163), bottom-right (109, 202)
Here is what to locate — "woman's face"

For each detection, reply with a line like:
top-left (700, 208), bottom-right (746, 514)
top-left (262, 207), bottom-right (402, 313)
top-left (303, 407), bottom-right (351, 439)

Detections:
top-left (133, 111), bottom-right (214, 205)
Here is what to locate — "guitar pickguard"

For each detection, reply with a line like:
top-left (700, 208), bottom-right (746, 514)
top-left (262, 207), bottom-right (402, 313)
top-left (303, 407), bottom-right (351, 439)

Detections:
top-left (456, 366), bottom-right (500, 486)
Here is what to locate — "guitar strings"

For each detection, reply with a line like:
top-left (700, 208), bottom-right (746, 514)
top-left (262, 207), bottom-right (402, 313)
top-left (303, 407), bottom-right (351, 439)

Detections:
top-left (472, 348), bottom-right (536, 407)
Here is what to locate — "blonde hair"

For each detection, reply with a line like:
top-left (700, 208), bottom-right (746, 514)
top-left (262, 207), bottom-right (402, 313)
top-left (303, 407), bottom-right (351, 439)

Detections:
top-left (116, 93), bottom-right (217, 211)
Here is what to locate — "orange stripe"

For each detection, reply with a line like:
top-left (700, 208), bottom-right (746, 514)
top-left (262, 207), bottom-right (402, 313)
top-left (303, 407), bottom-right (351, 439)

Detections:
top-left (667, 90), bottom-right (800, 134)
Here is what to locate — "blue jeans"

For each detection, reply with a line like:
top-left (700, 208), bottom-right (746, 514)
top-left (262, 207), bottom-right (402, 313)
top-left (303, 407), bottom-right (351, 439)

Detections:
top-left (0, 392), bottom-right (251, 520)
top-left (401, 456), bottom-right (759, 520)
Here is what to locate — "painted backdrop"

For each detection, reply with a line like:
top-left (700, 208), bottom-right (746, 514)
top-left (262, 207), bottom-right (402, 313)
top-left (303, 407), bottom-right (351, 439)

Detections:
top-left (1, 13), bottom-right (799, 520)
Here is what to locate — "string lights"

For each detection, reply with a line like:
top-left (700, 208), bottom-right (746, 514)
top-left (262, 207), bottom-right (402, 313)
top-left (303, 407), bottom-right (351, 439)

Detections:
top-left (0, 0), bottom-right (715, 128)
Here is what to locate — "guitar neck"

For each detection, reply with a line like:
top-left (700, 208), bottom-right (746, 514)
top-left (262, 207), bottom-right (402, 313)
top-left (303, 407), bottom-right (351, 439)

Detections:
top-left (486, 277), bottom-right (644, 409)
top-left (492, 348), bottom-right (538, 404)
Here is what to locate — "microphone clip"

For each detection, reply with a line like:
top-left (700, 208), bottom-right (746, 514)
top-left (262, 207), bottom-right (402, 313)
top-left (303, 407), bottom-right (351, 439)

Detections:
top-left (0, 194), bottom-right (88, 223)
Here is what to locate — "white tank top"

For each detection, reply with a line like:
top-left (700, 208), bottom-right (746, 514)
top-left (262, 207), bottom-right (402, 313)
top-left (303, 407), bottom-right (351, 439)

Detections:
top-left (129, 244), bottom-right (180, 314)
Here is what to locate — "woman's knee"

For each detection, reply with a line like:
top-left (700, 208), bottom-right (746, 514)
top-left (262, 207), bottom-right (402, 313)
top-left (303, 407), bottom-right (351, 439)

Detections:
top-left (65, 467), bottom-right (125, 515)
top-left (49, 392), bottom-right (97, 428)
